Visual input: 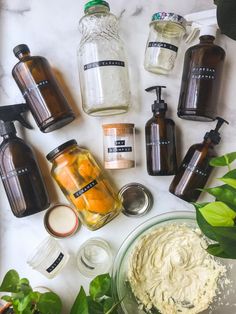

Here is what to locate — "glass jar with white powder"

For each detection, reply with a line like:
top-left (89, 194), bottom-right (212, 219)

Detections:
top-left (78, 0), bottom-right (131, 116)
top-left (144, 12), bottom-right (186, 74)
top-left (103, 123), bottom-right (135, 169)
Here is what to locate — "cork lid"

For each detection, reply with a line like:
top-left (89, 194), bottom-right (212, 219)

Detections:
top-left (103, 123), bottom-right (135, 136)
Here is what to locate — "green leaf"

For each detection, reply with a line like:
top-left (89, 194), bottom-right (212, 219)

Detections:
top-left (213, 226), bottom-right (236, 241)
top-left (37, 292), bottom-right (62, 314)
top-left (87, 296), bottom-right (103, 314)
top-left (105, 301), bottom-right (122, 314)
top-left (217, 0), bottom-right (236, 40)
top-left (0, 270), bottom-right (20, 293)
top-left (206, 243), bottom-right (230, 258)
top-left (195, 206), bottom-right (218, 241)
top-left (199, 202), bottom-right (236, 226)
top-left (216, 235), bottom-right (236, 258)
top-left (103, 297), bottom-right (114, 312)
top-left (219, 169), bottom-right (236, 189)
top-left (1, 295), bottom-right (13, 302)
top-left (70, 287), bottom-right (89, 314)
top-left (210, 152), bottom-right (236, 167)
top-left (203, 185), bottom-right (236, 210)
top-left (89, 274), bottom-right (111, 301)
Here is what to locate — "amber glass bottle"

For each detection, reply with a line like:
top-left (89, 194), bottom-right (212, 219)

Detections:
top-left (0, 104), bottom-right (50, 217)
top-left (12, 44), bottom-right (75, 133)
top-left (178, 34), bottom-right (225, 121)
top-left (46, 140), bottom-right (122, 231)
top-left (145, 86), bottom-right (177, 176)
top-left (169, 118), bottom-right (228, 202)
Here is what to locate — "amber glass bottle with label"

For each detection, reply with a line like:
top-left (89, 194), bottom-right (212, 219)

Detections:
top-left (12, 44), bottom-right (75, 133)
top-left (145, 86), bottom-right (177, 176)
top-left (169, 118), bottom-right (228, 202)
top-left (46, 140), bottom-right (122, 231)
top-left (178, 31), bottom-right (225, 121)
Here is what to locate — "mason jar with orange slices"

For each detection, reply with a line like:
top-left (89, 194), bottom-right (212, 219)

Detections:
top-left (46, 140), bottom-right (122, 230)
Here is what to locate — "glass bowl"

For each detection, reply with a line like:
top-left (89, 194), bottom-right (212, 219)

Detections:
top-left (112, 211), bottom-right (236, 314)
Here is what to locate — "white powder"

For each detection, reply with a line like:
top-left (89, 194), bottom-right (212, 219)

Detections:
top-left (128, 224), bottom-right (227, 314)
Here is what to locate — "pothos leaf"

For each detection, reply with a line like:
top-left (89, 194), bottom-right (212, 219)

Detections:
top-left (219, 169), bottom-right (236, 189)
top-left (195, 205), bottom-right (217, 241)
top-left (206, 244), bottom-right (230, 258)
top-left (210, 152), bottom-right (236, 167)
top-left (203, 185), bottom-right (236, 210)
top-left (199, 202), bottom-right (236, 227)
top-left (89, 274), bottom-right (111, 301)
top-left (0, 270), bottom-right (20, 293)
top-left (70, 287), bottom-right (89, 314)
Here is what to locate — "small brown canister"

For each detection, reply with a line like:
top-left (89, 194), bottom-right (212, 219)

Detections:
top-left (102, 123), bottom-right (135, 169)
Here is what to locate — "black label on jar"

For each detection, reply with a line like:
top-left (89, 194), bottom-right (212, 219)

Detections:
top-left (192, 67), bottom-right (216, 80)
top-left (1, 167), bottom-right (29, 180)
top-left (115, 140), bottom-right (125, 146)
top-left (108, 147), bottom-right (132, 153)
top-left (23, 80), bottom-right (50, 97)
top-left (84, 60), bottom-right (125, 71)
top-left (146, 140), bottom-right (171, 146)
top-left (182, 163), bottom-right (208, 177)
top-left (74, 180), bottom-right (98, 198)
top-left (148, 42), bottom-right (178, 52)
top-left (46, 253), bottom-right (64, 273)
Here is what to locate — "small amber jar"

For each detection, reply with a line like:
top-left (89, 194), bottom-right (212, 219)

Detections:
top-left (46, 140), bottom-right (121, 231)
top-left (102, 123), bottom-right (135, 169)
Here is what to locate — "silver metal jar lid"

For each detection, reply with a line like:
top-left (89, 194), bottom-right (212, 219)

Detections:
top-left (118, 183), bottom-right (153, 217)
top-left (152, 12), bottom-right (187, 28)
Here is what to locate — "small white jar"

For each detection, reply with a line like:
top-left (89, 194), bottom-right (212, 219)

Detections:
top-left (102, 123), bottom-right (135, 169)
top-left (144, 12), bottom-right (186, 74)
top-left (27, 237), bottom-right (70, 279)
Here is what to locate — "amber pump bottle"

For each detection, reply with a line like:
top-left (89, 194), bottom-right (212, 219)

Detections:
top-left (178, 27), bottom-right (225, 121)
top-left (169, 117), bottom-right (228, 202)
top-left (12, 44), bottom-right (75, 133)
top-left (0, 104), bottom-right (50, 217)
top-left (145, 86), bottom-right (177, 176)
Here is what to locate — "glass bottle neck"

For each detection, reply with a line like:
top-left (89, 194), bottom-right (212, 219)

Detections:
top-left (199, 35), bottom-right (215, 44)
top-left (203, 138), bottom-right (215, 148)
top-left (17, 51), bottom-right (31, 60)
top-left (85, 5), bottom-right (110, 15)
top-left (2, 132), bottom-right (16, 139)
top-left (153, 111), bottom-right (166, 118)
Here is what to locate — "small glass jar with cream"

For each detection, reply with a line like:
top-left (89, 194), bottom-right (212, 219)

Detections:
top-left (144, 12), bottom-right (186, 74)
top-left (27, 237), bottom-right (70, 279)
top-left (102, 123), bottom-right (135, 169)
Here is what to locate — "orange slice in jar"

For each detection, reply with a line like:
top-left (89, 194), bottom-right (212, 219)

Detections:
top-left (55, 166), bottom-right (80, 191)
top-left (85, 185), bottom-right (115, 214)
top-left (78, 158), bottom-right (100, 180)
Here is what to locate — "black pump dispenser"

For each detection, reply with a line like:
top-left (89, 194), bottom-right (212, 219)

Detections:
top-left (145, 86), bottom-right (177, 176)
top-left (204, 117), bottom-right (229, 144)
top-left (145, 86), bottom-right (167, 112)
top-left (0, 103), bottom-right (50, 217)
top-left (169, 117), bottom-right (229, 202)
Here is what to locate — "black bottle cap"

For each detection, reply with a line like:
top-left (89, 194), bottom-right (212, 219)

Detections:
top-left (13, 44), bottom-right (30, 57)
top-left (46, 139), bottom-right (77, 161)
top-left (204, 117), bottom-right (229, 145)
top-left (145, 86), bottom-right (167, 112)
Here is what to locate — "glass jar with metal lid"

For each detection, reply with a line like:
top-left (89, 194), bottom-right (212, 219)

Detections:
top-left (144, 12), bottom-right (186, 74)
top-left (46, 140), bottom-right (122, 230)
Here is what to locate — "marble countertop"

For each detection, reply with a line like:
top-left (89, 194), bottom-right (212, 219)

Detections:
top-left (0, 0), bottom-right (236, 313)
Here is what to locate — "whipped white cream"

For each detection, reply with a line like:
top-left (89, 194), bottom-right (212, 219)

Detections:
top-left (128, 224), bottom-right (226, 314)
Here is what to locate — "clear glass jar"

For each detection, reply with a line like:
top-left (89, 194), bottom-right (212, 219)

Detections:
top-left (77, 237), bottom-right (113, 277)
top-left (78, 0), bottom-right (131, 116)
top-left (46, 140), bottom-right (122, 230)
top-left (102, 123), bottom-right (135, 169)
top-left (144, 12), bottom-right (186, 74)
top-left (27, 237), bottom-right (70, 279)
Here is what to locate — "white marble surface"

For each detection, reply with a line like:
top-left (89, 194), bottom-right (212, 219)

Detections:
top-left (0, 0), bottom-right (236, 313)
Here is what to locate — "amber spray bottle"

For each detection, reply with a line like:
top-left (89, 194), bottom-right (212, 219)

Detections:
top-left (0, 104), bottom-right (50, 217)
top-left (12, 44), bottom-right (75, 133)
top-left (169, 117), bottom-right (228, 202)
top-left (145, 86), bottom-right (177, 176)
